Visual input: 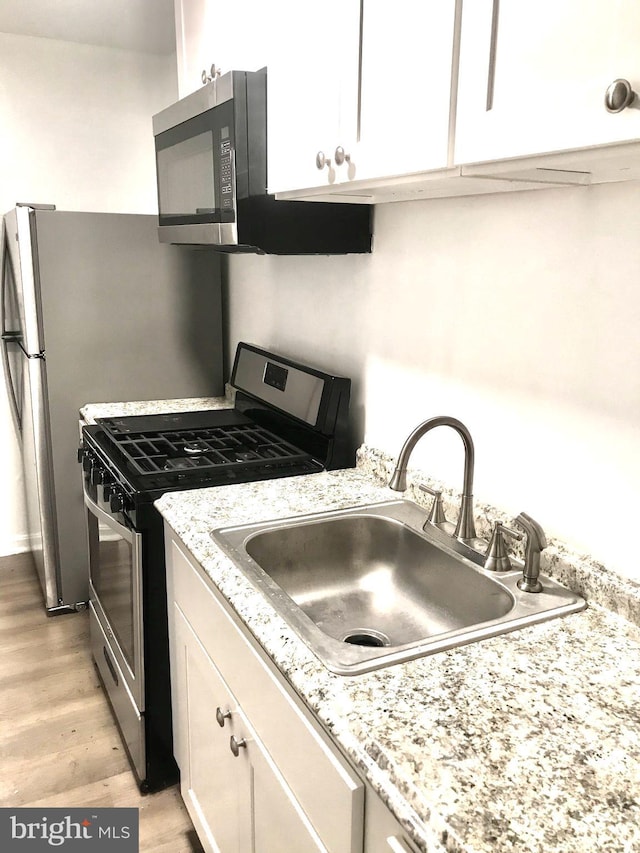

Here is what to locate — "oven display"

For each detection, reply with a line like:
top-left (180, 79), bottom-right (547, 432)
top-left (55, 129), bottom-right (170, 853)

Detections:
top-left (264, 361), bottom-right (288, 392)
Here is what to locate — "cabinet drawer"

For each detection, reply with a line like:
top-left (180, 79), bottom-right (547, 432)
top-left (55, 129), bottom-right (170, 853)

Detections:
top-left (169, 536), bottom-right (364, 853)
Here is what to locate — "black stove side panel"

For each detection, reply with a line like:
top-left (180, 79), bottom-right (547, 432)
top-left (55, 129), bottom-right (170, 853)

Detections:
top-left (138, 505), bottom-right (178, 792)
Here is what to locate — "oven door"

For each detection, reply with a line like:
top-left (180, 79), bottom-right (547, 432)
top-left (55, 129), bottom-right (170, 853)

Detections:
top-left (83, 488), bottom-right (144, 712)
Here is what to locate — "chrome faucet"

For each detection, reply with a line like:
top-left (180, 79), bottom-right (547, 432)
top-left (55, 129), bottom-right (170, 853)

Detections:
top-left (389, 416), bottom-right (476, 542)
top-left (512, 512), bottom-right (547, 592)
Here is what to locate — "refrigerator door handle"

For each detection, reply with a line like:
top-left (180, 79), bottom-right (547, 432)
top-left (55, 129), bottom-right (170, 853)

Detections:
top-left (1, 223), bottom-right (23, 432)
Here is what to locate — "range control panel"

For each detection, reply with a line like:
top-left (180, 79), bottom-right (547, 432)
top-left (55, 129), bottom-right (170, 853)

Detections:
top-left (231, 344), bottom-right (328, 426)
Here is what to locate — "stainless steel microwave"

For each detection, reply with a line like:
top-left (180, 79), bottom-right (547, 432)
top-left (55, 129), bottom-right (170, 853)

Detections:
top-left (152, 68), bottom-right (372, 255)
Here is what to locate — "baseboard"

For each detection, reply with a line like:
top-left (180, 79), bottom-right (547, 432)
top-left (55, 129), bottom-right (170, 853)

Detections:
top-left (0, 534), bottom-right (31, 558)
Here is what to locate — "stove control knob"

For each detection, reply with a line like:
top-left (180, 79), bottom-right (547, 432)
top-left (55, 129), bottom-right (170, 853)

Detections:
top-left (82, 451), bottom-right (95, 472)
top-left (90, 466), bottom-right (105, 486)
top-left (110, 489), bottom-right (125, 513)
top-left (102, 471), bottom-right (116, 501)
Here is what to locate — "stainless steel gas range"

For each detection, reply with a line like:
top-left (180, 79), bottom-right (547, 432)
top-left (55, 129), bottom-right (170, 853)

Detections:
top-left (78, 343), bottom-right (352, 792)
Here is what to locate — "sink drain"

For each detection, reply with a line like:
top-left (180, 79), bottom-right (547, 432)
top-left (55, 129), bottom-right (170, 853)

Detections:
top-left (341, 629), bottom-right (391, 648)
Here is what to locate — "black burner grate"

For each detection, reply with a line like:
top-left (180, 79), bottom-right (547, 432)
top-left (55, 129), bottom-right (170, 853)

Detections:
top-left (109, 423), bottom-right (311, 478)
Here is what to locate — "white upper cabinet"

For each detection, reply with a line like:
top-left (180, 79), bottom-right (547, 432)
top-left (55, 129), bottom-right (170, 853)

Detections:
top-left (267, 0), bottom-right (362, 194)
top-left (455, 0), bottom-right (640, 165)
top-left (174, 0), bottom-right (640, 202)
top-left (268, 1), bottom-right (458, 195)
top-left (174, 0), bottom-right (271, 98)
top-left (356, 1), bottom-right (457, 181)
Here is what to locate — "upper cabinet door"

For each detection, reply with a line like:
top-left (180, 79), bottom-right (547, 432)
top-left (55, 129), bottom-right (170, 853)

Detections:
top-left (268, 1), bottom-right (459, 196)
top-left (175, 0), bottom-right (271, 98)
top-left (455, 0), bottom-right (640, 165)
top-left (267, 0), bottom-right (362, 194)
top-left (356, 0), bottom-right (457, 181)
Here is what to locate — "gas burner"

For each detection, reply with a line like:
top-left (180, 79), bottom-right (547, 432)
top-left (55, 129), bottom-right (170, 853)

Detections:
top-left (183, 441), bottom-right (210, 455)
top-left (233, 449), bottom-right (259, 462)
top-left (164, 456), bottom-right (213, 471)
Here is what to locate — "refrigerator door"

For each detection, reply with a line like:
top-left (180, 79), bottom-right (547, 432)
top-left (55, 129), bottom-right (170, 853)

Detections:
top-left (21, 352), bottom-right (62, 609)
top-left (2, 205), bottom-right (65, 610)
top-left (8, 206), bottom-right (48, 356)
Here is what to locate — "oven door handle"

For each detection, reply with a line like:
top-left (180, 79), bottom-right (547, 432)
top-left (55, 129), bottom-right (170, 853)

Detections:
top-left (83, 490), bottom-right (135, 543)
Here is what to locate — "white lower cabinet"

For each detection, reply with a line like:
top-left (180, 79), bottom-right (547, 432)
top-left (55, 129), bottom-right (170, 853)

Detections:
top-left (173, 606), bottom-right (325, 851)
top-left (173, 609), bottom-right (251, 851)
top-left (165, 526), bottom-right (422, 853)
top-left (166, 529), bottom-right (367, 852)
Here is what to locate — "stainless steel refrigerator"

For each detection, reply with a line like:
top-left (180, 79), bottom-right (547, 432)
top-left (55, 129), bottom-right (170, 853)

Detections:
top-left (1, 204), bottom-right (224, 613)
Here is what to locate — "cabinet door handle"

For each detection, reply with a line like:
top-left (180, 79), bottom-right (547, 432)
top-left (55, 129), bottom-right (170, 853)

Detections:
top-left (486, 0), bottom-right (500, 111)
top-left (229, 735), bottom-right (247, 757)
top-left (316, 151), bottom-right (331, 170)
top-left (334, 146), bottom-right (351, 166)
top-left (201, 64), bottom-right (222, 85)
top-left (604, 78), bottom-right (638, 113)
top-left (216, 707), bottom-right (231, 727)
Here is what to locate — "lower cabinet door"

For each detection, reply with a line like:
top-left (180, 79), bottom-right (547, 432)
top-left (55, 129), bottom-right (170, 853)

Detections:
top-left (174, 607), bottom-right (252, 853)
top-left (175, 605), bottom-right (326, 852)
top-left (247, 716), bottom-right (327, 853)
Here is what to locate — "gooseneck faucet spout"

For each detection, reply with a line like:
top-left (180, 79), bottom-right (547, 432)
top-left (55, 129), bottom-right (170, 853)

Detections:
top-left (389, 416), bottom-right (476, 542)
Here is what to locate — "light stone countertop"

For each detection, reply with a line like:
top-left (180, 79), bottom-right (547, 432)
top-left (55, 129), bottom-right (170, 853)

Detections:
top-left (80, 396), bottom-right (230, 424)
top-left (155, 456), bottom-right (640, 853)
top-left (79, 397), bottom-right (640, 851)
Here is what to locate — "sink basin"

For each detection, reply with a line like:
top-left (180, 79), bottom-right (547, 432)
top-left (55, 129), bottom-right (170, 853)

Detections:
top-left (211, 501), bottom-right (586, 675)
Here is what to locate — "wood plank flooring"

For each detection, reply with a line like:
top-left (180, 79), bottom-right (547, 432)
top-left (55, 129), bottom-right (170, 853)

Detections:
top-left (0, 553), bottom-right (203, 852)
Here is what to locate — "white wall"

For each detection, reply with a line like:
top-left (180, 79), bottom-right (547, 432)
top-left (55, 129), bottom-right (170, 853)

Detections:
top-left (0, 31), bottom-right (177, 555)
top-left (0, 32), bottom-right (176, 214)
top-left (226, 181), bottom-right (640, 582)
top-left (3, 28), bottom-right (638, 584)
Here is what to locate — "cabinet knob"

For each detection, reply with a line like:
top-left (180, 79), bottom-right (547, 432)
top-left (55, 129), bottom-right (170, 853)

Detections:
top-left (201, 64), bottom-right (222, 86)
top-left (229, 735), bottom-right (247, 756)
top-left (315, 151), bottom-right (331, 170)
top-left (604, 78), bottom-right (638, 113)
top-left (215, 707), bottom-right (231, 728)
top-left (334, 146), bottom-right (351, 166)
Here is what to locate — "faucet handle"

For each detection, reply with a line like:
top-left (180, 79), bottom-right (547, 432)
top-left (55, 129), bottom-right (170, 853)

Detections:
top-left (419, 484), bottom-right (447, 526)
top-left (484, 521), bottom-right (522, 572)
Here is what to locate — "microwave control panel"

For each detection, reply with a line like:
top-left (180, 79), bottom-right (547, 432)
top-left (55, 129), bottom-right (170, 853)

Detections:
top-left (220, 127), bottom-right (233, 210)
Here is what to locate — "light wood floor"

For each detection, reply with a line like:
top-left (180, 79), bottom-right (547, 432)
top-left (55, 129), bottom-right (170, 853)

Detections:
top-left (0, 552), bottom-right (203, 853)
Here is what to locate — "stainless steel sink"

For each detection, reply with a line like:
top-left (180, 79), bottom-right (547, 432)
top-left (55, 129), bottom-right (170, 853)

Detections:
top-left (211, 501), bottom-right (586, 675)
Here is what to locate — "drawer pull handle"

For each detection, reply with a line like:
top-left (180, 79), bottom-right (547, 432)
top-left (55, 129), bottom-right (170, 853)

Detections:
top-left (216, 706), bottom-right (231, 727)
top-left (229, 735), bottom-right (247, 757)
